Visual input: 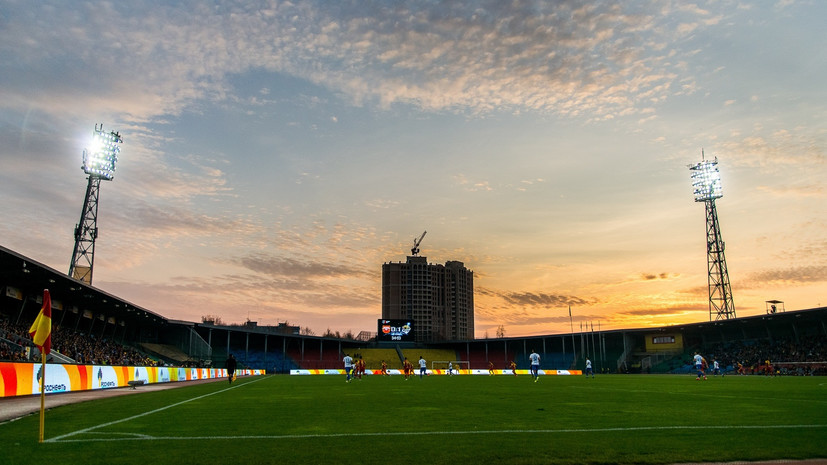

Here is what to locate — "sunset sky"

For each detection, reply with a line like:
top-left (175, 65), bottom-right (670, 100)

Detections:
top-left (1, 1), bottom-right (824, 338)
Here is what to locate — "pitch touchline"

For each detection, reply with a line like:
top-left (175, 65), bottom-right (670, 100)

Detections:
top-left (48, 424), bottom-right (827, 443)
top-left (45, 376), bottom-right (268, 444)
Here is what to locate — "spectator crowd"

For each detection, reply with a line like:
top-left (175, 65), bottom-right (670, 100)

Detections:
top-left (1, 317), bottom-right (155, 366)
top-left (706, 335), bottom-right (827, 376)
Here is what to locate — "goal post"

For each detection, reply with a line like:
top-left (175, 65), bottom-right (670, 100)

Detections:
top-left (431, 360), bottom-right (470, 375)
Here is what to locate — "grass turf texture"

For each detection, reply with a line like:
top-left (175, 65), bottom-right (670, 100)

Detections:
top-left (2, 374), bottom-right (826, 465)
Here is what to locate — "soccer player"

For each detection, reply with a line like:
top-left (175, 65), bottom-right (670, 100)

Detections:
top-left (509, 360), bottom-right (517, 376)
top-left (403, 357), bottom-right (413, 380)
top-left (693, 352), bottom-right (707, 380)
top-left (381, 360), bottom-right (389, 376)
top-left (447, 361), bottom-right (453, 376)
top-left (343, 353), bottom-right (354, 383)
top-left (712, 359), bottom-right (721, 376)
top-left (489, 361), bottom-right (495, 376)
top-left (226, 354), bottom-right (237, 385)
top-left (585, 358), bottom-right (594, 378)
top-left (529, 349), bottom-right (540, 382)
top-left (418, 356), bottom-right (427, 378)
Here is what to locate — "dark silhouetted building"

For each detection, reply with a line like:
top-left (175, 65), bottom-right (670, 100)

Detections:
top-left (382, 256), bottom-right (474, 342)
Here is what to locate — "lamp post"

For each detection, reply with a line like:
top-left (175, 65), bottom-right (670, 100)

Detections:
top-left (69, 124), bottom-right (122, 284)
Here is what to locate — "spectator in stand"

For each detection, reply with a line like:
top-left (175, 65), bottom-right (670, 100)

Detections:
top-left (706, 336), bottom-right (826, 376)
top-left (1, 316), bottom-right (155, 366)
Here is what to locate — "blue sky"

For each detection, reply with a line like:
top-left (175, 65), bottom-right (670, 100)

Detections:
top-left (1, 0), bottom-right (824, 337)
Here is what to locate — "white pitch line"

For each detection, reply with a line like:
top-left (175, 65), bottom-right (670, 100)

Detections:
top-left (45, 376), bottom-right (267, 443)
top-left (48, 423), bottom-right (827, 443)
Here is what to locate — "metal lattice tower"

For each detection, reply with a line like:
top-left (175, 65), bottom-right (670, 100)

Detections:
top-left (689, 155), bottom-right (736, 320)
top-left (703, 199), bottom-right (735, 320)
top-left (69, 176), bottom-right (102, 283)
top-left (69, 124), bottom-right (122, 284)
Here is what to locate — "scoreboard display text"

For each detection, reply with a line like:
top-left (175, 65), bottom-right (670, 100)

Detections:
top-left (378, 319), bottom-right (413, 342)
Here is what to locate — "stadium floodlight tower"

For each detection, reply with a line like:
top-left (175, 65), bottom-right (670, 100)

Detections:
top-left (689, 153), bottom-right (735, 321)
top-left (68, 124), bottom-right (123, 284)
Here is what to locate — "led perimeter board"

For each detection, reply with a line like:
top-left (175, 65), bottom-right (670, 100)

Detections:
top-left (378, 319), bottom-right (414, 342)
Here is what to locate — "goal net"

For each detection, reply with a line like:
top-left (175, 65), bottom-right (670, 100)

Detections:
top-left (431, 360), bottom-right (470, 375)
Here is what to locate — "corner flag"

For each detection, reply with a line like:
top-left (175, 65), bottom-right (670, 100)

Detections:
top-left (29, 289), bottom-right (52, 355)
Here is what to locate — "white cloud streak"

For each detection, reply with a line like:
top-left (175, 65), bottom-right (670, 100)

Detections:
top-left (1, 0), bottom-right (720, 121)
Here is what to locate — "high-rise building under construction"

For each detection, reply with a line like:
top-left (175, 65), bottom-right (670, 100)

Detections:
top-left (381, 255), bottom-right (474, 342)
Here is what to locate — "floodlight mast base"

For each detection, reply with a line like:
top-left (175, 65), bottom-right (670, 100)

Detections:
top-left (704, 198), bottom-right (736, 321)
top-left (69, 175), bottom-right (101, 285)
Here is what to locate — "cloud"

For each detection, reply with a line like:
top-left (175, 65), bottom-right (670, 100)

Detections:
top-left (238, 254), bottom-right (371, 280)
top-left (757, 184), bottom-right (824, 198)
top-left (0, 1), bottom-right (722, 121)
top-left (717, 126), bottom-right (825, 169)
top-left (638, 272), bottom-right (680, 281)
top-left (616, 305), bottom-right (706, 317)
top-left (100, 272), bottom-right (381, 327)
top-left (479, 287), bottom-right (595, 308)
top-left (364, 198), bottom-right (400, 210)
top-left (744, 265), bottom-right (827, 286)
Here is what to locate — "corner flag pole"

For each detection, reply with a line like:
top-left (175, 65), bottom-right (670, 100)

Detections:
top-left (29, 289), bottom-right (51, 443)
top-left (38, 352), bottom-right (46, 442)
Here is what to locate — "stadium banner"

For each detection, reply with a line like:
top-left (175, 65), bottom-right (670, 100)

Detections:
top-left (289, 368), bottom-right (582, 376)
top-left (0, 362), bottom-right (263, 397)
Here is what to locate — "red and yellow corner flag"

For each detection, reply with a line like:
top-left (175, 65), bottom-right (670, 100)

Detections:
top-left (29, 289), bottom-right (52, 355)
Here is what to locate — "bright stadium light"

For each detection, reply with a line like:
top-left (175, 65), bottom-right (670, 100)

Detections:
top-left (69, 123), bottom-right (123, 284)
top-left (82, 124), bottom-right (122, 180)
top-left (689, 157), bottom-right (723, 202)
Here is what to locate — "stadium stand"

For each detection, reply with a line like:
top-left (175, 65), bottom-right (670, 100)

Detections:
top-left (0, 317), bottom-right (156, 366)
top-left (221, 348), bottom-right (295, 372)
top-left (400, 349), bottom-right (458, 367)
top-left (285, 345), bottom-right (341, 370)
top-left (465, 346), bottom-right (504, 369)
top-left (343, 348), bottom-right (401, 370)
top-left (139, 343), bottom-right (190, 364)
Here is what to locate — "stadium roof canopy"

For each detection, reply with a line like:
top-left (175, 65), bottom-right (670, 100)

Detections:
top-left (0, 244), bottom-right (169, 328)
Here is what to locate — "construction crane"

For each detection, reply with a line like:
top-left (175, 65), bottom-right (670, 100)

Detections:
top-left (411, 230), bottom-right (427, 256)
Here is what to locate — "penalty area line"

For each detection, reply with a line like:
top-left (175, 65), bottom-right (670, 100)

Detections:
top-left (45, 376), bottom-right (268, 444)
top-left (48, 423), bottom-right (827, 443)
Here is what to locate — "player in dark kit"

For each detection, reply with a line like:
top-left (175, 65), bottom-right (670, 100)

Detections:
top-left (403, 358), bottom-right (413, 380)
top-left (226, 354), bottom-right (237, 384)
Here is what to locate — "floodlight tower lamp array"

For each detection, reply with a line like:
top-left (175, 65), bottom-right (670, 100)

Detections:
top-left (689, 158), bottom-right (723, 202)
top-left (82, 124), bottom-right (122, 181)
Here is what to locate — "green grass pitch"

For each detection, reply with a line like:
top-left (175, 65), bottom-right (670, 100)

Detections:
top-left (2, 374), bottom-right (826, 464)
